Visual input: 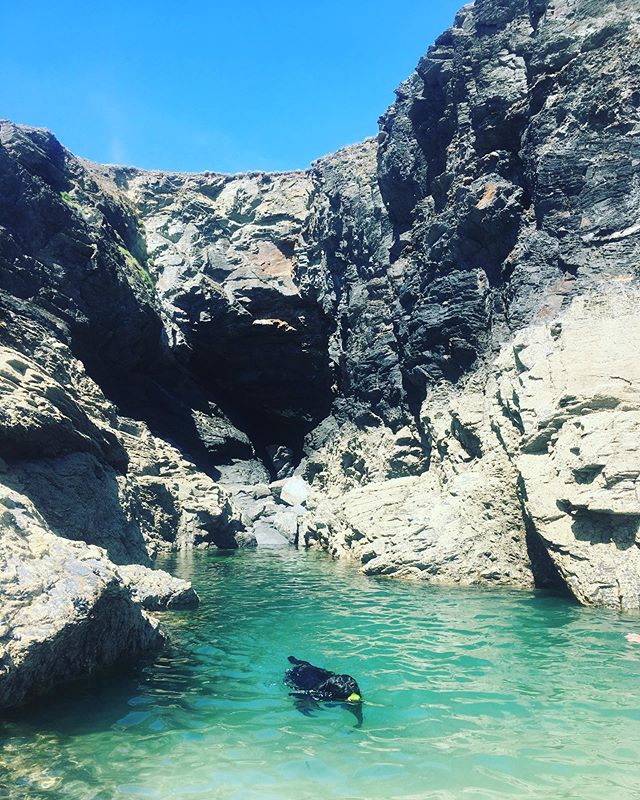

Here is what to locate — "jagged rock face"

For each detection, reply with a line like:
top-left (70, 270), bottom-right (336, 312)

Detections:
top-left (0, 122), bottom-right (160, 378)
top-left (110, 167), bottom-right (335, 447)
top-left (299, 0), bottom-right (640, 603)
top-left (298, 0), bottom-right (640, 604)
top-left (109, 140), bottom-right (406, 446)
top-left (0, 283), bottom-right (245, 705)
top-left (495, 290), bottom-right (640, 609)
top-left (303, 285), bottom-right (640, 607)
top-left (2, 0), bottom-right (640, 711)
top-left (0, 121), bottom-right (254, 469)
top-left (297, 142), bottom-right (408, 430)
top-left (0, 305), bottom-right (246, 559)
top-left (378, 0), bottom-right (640, 387)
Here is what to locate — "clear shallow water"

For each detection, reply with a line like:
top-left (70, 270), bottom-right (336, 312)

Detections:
top-left (2, 549), bottom-right (640, 800)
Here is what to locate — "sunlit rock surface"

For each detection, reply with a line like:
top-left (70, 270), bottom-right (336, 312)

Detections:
top-left (117, 564), bottom-right (199, 610)
top-left (496, 291), bottom-right (640, 609)
top-left (0, 484), bottom-right (164, 709)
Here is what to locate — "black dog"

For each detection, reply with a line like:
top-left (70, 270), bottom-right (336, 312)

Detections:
top-left (285, 656), bottom-right (363, 727)
top-left (284, 656), bottom-right (362, 702)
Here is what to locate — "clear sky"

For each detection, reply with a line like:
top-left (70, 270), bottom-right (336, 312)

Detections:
top-left (2, 1), bottom-right (464, 173)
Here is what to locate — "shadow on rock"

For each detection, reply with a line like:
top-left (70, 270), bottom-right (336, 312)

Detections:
top-left (4, 452), bottom-right (150, 565)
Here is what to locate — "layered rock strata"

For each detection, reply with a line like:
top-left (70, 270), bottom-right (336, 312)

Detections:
top-left (302, 288), bottom-right (640, 609)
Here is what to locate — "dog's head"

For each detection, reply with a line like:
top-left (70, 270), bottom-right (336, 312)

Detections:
top-left (319, 673), bottom-right (362, 701)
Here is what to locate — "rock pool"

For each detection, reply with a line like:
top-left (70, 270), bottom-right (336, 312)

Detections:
top-left (2, 549), bottom-right (640, 799)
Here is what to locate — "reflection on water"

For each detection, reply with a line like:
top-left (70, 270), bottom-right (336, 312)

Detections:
top-left (2, 548), bottom-right (640, 799)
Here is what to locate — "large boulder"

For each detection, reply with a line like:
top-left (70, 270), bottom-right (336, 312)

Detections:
top-left (0, 485), bottom-right (164, 709)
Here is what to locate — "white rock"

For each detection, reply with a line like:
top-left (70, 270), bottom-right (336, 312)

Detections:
top-left (252, 522), bottom-right (289, 548)
top-left (279, 476), bottom-right (310, 507)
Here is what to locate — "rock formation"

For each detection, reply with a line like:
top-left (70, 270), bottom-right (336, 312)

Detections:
top-left (0, 482), bottom-right (164, 709)
top-left (1, 0), bottom-right (640, 705)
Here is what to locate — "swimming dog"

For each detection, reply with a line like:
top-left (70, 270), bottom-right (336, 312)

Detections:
top-left (284, 656), bottom-right (362, 702)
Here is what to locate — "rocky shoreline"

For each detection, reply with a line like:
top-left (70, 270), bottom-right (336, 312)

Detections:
top-left (2, 0), bottom-right (640, 706)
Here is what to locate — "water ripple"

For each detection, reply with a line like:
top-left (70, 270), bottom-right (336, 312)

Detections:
top-left (2, 548), bottom-right (640, 799)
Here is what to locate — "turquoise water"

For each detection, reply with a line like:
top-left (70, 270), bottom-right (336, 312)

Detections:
top-left (3, 548), bottom-right (640, 799)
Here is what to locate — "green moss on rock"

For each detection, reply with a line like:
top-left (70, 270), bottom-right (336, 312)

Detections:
top-left (60, 190), bottom-right (78, 208)
top-left (117, 245), bottom-right (155, 294)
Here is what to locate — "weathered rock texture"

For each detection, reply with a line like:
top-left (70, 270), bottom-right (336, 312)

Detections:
top-left (302, 287), bottom-right (640, 608)
top-left (117, 564), bottom-right (199, 610)
top-left (296, 0), bottom-right (640, 609)
top-left (1, 0), bottom-right (640, 707)
top-left (0, 483), bottom-right (165, 708)
top-left (495, 290), bottom-right (640, 608)
top-left (0, 288), bottom-right (255, 703)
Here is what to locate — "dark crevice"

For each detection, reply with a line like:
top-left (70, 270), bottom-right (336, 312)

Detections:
top-left (517, 475), bottom-right (573, 594)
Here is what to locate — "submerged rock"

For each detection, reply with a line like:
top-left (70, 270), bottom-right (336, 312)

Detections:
top-left (252, 522), bottom-right (290, 548)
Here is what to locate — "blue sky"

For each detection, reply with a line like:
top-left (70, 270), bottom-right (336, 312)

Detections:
top-left (2, 1), bottom-right (463, 173)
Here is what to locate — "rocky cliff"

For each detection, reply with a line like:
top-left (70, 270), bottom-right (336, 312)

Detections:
top-left (1, 0), bottom-right (640, 705)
